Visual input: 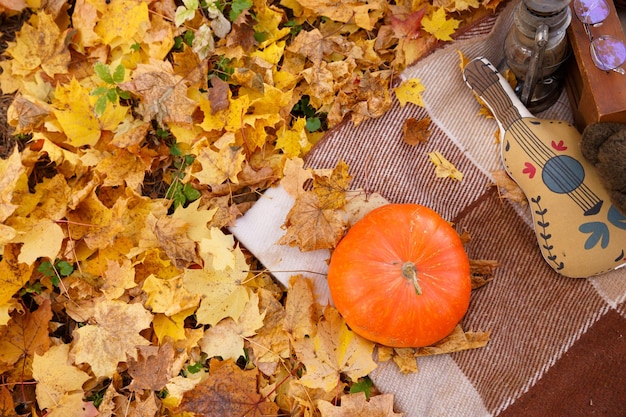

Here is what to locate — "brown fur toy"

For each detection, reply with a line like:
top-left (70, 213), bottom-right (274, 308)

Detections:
top-left (580, 122), bottom-right (626, 215)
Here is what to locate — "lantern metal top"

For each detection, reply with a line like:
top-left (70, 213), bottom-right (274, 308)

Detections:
top-left (524, 0), bottom-right (571, 15)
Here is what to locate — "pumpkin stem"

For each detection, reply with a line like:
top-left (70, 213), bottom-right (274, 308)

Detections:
top-left (401, 262), bottom-right (422, 295)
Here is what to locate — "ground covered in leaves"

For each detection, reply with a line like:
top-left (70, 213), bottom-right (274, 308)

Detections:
top-left (0, 0), bottom-right (501, 415)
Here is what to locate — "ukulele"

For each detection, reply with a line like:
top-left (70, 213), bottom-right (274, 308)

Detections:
top-left (463, 57), bottom-right (626, 278)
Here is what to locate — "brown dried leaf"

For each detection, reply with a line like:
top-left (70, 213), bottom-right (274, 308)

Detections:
top-left (491, 170), bottom-right (527, 204)
top-left (390, 7), bottom-right (427, 40)
top-left (249, 289), bottom-right (290, 373)
top-left (283, 276), bottom-right (319, 340)
top-left (127, 344), bottom-right (175, 392)
top-left (279, 191), bottom-right (346, 251)
top-left (402, 117), bottom-right (431, 145)
top-left (119, 61), bottom-right (197, 125)
top-left (414, 325), bottom-right (490, 357)
top-left (176, 359), bottom-right (279, 417)
top-left (0, 299), bottom-right (52, 379)
top-left (391, 348), bottom-right (418, 374)
top-left (208, 76), bottom-right (230, 114)
top-left (0, 385), bottom-right (14, 416)
top-left (150, 214), bottom-right (201, 268)
top-left (470, 259), bottom-right (498, 289)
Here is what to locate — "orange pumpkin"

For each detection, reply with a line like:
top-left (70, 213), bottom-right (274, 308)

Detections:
top-left (327, 204), bottom-right (471, 347)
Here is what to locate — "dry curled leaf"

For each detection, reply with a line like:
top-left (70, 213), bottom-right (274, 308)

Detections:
top-left (470, 259), bottom-right (499, 289)
top-left (414, 324), bottom-right (490, 357)
top-left (491, 170), bottom-right (527, 204)
top-left (402, 117), bottom-right (432, 145)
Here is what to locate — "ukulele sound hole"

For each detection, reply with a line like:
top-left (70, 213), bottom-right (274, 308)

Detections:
top-left (542, 155), bottom-right (584, 194)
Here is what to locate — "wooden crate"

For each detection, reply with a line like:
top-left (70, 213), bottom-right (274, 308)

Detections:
top-left (565, 0), bottom-right (626, 130)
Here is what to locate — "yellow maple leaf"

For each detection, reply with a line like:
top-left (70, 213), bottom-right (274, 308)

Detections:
top-left (199, 228), bottom-right (237, 271)
top-left (93, 0), bottom-right (150, 50)
top-left (0, 245), bottom-right (34, 325)
top-left (51, 79), bottom-right (126, 149)
top-left (171, 199), bottom-right (218, 243)
top-left (71, 0), bottom-right (100, 49)
top-left (95, 148), bottom-right (145, 191)
top-left (422, 7), bottom-right (460, 42)
top-left (313, 160), bottom-right (352, 209)
top-left (3, 11), bottom-right (70, 78)
top-left (428, 150), bottom-right (464, 181)
top-left (281, 157), bottom-right (313, 198)
top-left (152, 309), bottom-right (197, 343)
top-left (199, 292), bottom-right (266, 360)
top-left (394, 78), bottom-right (426, 107)
top-left (52, 78), bottom-right (101, 147)
top-left (276, 117), bottom-right (312, 157)
top-left (225, 95), bottom-right (251, 132)
top-left (101, 258), bottom-right (137, 300)
top-left (67, 193), bottom-right (123, 250)
top-left (193, 133), bottom-right (246, 186)
top-left (143, 274), bottom-right (200, 316)
top-left (8, 217), bottom-right (64, 266)
top-left (283, 276), bottom-right (319, 341)
top-left (253, 5), bottom-right (291, 47)
top-left (33, 344), bottom-right (91, 413)
top-left (71, 299), bottom-right (152, 378)
top-left (183, 246), bottom-right (250, 326)
top-left (0, 148), bottom-right (25, 222)
top-left (293, 306), bottom-right (377, 392)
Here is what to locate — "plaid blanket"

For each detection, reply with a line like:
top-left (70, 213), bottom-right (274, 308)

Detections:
top-left (231, 1), bottom-right (626, 415)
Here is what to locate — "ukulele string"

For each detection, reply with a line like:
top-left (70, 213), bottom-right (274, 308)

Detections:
top-left (465, 60), bottom-right (602, 216)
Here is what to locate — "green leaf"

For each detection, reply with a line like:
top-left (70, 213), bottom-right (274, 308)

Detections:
top-left (19, 282), bottom-right (46, 296)
top-left (37, 261), bottom-right (54, 277)
top-left (112, 64), bottom-right (125, 83)
top-left (349, 376), bottom-right (373, 399)
top-left (182, 183), bottom-right (201, 202)
top-left (170, 142), bottom-right (182, 156)
top-left (94, 95), bottom-right (108, 117)
top-left (184, 154), bottom-right (196, 166)
top-left (94, 62), bottom-right (114, 84)
top-left (173, 36), bottom-right (184, 50)
top-left (183, 30), bottom-right (195, 47)
top-left (106, 88), bottom-right (118, 103)
top-left (253, 31), bottom-right (268, 43)
top-left (117, 87), bottom-right (131, 100)
top-left (186, 362), bottom-right (204, 374)
top-left (229, 0), bottom-right (252, 21)
top-left (56, 260), bottom-right (74, 277)
top-left (305, 117), bottom-right (321, 132)
top-left (130, 42), bottom-right (141, 52)
top-left (49, 274), bottom-right (60, 287)
top-left (90, 86), bottom-right (109, 96)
